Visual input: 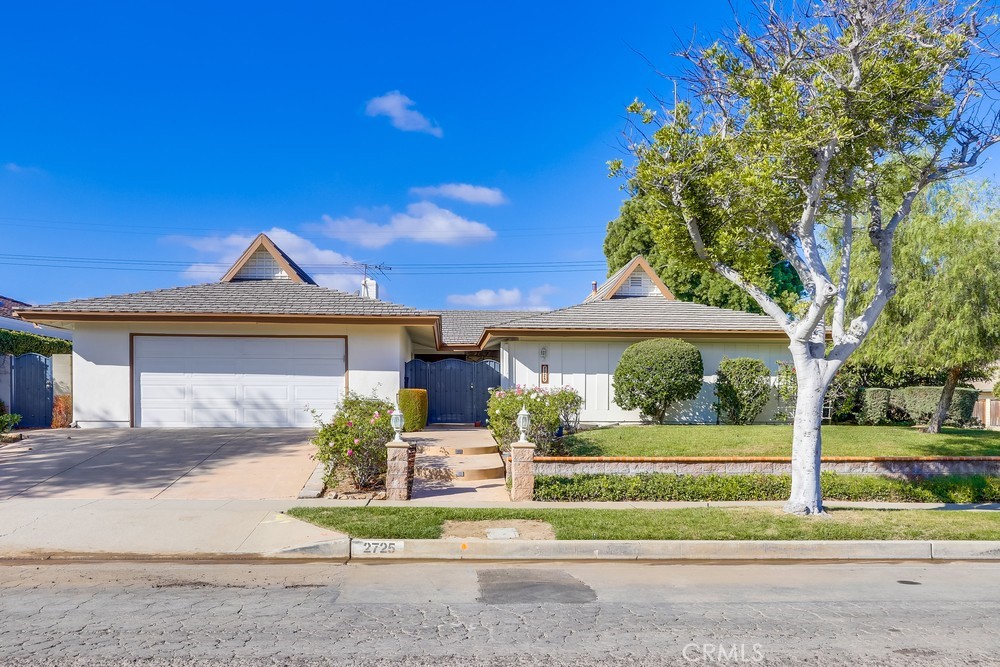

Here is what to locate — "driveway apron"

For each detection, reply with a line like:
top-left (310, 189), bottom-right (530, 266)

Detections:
top-left (0, 428), bottom-right (316, 500)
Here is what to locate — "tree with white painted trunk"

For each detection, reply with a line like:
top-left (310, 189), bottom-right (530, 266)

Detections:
top-left (611, 0), bottom-right (1000, 514)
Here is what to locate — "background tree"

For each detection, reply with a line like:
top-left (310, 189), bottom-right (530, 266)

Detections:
top-left (605, 197), bottom-right (803, 313)
top-left (613, 338), bottom-right (704, 423)
top-left (849, 180), bottom-right (1000, 433)
top-left (612, 0), bottom-right (999, 514)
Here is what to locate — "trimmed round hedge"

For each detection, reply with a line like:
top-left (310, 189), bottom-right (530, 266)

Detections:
top-left (612, 338), bottom-right (703, 423)
top-left (397, 389), bottom-right (428, 432)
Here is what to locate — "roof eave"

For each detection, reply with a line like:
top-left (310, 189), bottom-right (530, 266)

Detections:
top-left (17, 311), bottom-right (442, 326)
top-left (480, 327), bottom-right (789, 344)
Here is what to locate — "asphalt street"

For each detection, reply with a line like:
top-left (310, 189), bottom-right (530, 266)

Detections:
top-left (1, 560), bottom-right (998, 666)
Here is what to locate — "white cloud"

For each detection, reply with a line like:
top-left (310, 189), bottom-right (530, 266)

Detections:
top-left (317, 201), bottom-right (496, 249)
top-left (365, 91), bottom-right (443, 138)
top-left (172, 227), bottom-right (361, 291)
top-left (409, 183), bottom-right (507, 205)
top-left (446, 284), bottom-right (556, 311)
top-left (4, 162), bottom-right (42, 174)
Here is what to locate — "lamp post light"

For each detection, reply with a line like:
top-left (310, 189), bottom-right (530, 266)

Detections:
top-left (516, 404), bottom-right (531, 443)
top-left (391, 404), bottom-right (405, 442)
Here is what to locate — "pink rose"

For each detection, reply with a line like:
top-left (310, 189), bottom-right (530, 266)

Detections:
top-left (354, 438), bottom-right (360, 445)
top-left (346, 421), bottom-right (353, 427)
top-left (346, 449), bottom-right (353, 457)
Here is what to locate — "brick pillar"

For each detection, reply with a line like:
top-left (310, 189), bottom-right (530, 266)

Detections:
top-left (509, 441), bottom-right (536, 502)
top-left (386, 441), bottom-right (412, 501)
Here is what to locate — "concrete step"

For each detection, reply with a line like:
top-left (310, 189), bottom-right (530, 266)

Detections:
top-left (415, 452), bottom-right (506, 481)
top-left (416, 443), bottom-right (498, 456)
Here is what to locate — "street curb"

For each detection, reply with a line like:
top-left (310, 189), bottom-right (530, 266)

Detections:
top-left (270, 537), bottom-right (352, 559)
top-left (345, 538), bottom-right (1000, 561)
top-left (3, 539), bottom-right (999, 563)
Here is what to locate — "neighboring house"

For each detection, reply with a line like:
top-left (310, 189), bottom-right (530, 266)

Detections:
top-left (18, 234), bottom-right (790, 428)
top-left (1, 296), bottom-right (74, 425)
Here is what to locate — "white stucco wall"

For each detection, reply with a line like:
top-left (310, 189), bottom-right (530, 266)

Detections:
top-left (52, 354), bottom-right (72, 397)
top-left (502, 337), bottom-right (791, 424)
top-left (72, 322), bottom-right (413, 428)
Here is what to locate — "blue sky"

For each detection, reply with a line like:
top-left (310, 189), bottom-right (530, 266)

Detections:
top-left (1, 2), bottom-right (779, 309)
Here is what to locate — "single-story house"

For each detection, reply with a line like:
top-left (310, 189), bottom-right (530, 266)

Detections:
top-left (18, 234), bottom-right (791, 428)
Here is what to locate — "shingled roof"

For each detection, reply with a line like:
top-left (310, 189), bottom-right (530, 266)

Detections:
top-left (0, 295), bottom-right (30, 319)
top-left (483, 296), bottom-right (784, 338)
top-left (437, 310), bottom-right (537, 346)
top-left (19, 281), bottom-right (432, 318)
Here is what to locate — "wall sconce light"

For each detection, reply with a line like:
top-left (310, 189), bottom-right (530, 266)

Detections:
top-left (539, 346), bottom-right (548, 360)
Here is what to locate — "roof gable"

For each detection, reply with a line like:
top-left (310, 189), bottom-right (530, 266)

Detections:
top-left (585, 256), bottom-right (674, 302)
top-left (220, 234), bottom-right (316, 284)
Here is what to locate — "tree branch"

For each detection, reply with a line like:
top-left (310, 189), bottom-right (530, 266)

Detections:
top-left (673, 187), bottom-right (794, 333)
top-left (832, 172), bottom-right (855, 343)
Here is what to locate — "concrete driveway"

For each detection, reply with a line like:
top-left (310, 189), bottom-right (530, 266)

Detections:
top-left (0, 428), bottom-right (318, 500)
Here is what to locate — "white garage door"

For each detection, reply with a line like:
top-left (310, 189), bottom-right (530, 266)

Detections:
top-left (133, 336), bottom-right (346, 427)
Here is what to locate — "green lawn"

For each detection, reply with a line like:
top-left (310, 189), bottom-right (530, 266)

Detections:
top-left (288, 506), bottom-right (1000, 541)
top-left (561, 425), bottom-right (1000, 458)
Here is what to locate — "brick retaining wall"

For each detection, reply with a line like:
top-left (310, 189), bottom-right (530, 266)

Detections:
top-left (533, 456), bottom-right (1000, 479)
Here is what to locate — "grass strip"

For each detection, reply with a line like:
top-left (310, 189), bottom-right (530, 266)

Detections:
top-left (287, 506), bottom-right (1000, 541)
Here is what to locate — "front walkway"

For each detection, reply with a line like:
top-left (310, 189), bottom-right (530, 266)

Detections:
top-left (407, 426), bottom-right (509, 503)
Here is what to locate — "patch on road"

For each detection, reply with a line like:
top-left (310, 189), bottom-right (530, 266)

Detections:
top-left (477, 568), bottom-right (597, 604)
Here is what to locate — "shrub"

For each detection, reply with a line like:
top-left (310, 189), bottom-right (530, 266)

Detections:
top-left (715, 357), bottom-right (772, 424)
top-left (312, 393), bottom-right (395, 490)
top-left (859, 388), bottom-right (892, 425)
top-left (612, 338), bottom-right (703, 423)
top-left (533, 472), bottom-right (1000, 503)
top-left (0, 413), bottom-right (21, 433)
top-left (0, 330), bottom-right (72, 356)
top-left (397, 389), bottom-right (428, 432)
top-left (486, 385), bottom-right (582, 453)
top-left (550, 387), bottom-right (584, 434)
top-left (0, 400), bottom-right (6, 416)
top-left (890, 386), bottom-right (980, 426)
top-left (51, 395), bottom-right (73, 429)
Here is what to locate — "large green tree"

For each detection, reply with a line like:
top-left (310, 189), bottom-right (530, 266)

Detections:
top-left (604, 197), bottom-right (803, 312)
top-left (613, 0), bottom-right (999, 514)
top-left (850, 181), bottom-right (1000, 433)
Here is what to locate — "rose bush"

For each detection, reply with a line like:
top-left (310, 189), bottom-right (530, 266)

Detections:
top-left (312, 393), bottom-right (395, 490)
top-left (486, 385), bottom-right (582, 454)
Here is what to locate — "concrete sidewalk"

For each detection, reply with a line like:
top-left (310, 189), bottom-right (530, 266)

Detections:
top-left (0, 498), bottom-right (348, 559)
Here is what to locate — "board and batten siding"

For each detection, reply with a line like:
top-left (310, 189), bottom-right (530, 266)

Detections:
top-left (500, 339), bottom-right (791, 424)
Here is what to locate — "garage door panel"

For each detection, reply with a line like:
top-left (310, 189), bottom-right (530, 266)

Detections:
top-left (142, 408), bottom-right (189, 427)
top-left (134, 336), bottom-right (346, 428)
top-left (294, 385), bottom-right (342, 401)
top-left (191, 384), bottom-right (238, 400)
top-left (193, 408), bottom-right (238, 426)
top-left (141, 384), bottom-right (187, 400)
top-left (244, 385), bottom-right (290, 401)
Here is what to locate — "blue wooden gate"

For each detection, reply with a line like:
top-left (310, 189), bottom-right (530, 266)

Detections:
top-left (10, 353), bottom-right (53, 428)
top-left (404, 358), bottom-right (500, 424)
